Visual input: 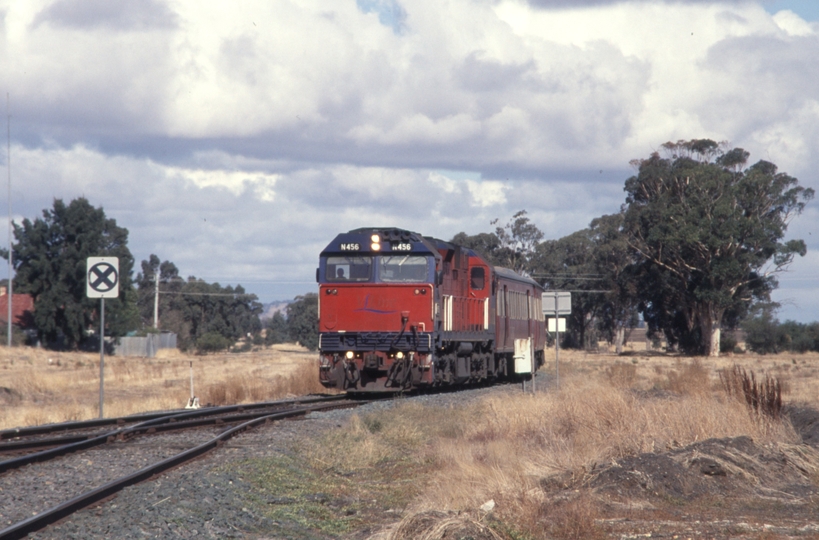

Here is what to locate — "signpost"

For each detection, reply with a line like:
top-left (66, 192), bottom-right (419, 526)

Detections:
top-left (542, 291), bottom-right (571, 388)
top-left (547, 318), bottom-right (566, 333)
top-left (87, 257), bottom-right (119, 418)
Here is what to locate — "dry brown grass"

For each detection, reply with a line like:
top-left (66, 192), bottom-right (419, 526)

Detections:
top-left (416, 372), bottom-right (797, 518)
top-left (344, 348), bottom-right (819, 539)
top-left (0, 344), bottom-right (327, 429)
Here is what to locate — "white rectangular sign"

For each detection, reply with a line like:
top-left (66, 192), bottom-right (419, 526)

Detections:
top-left (87, 257), bottom-right (120, 298)
top-left (548, 318), bottom-right (566, 333)
top-left (542, 291), bottom-right (571, 315)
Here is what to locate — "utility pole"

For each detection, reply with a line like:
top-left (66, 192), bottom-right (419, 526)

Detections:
top-left (6, 93), bottom-right (11, 348)
top-left (153, 271), bottom-right (159, 329)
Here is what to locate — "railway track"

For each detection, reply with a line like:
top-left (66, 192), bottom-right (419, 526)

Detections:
top-left (0, 394), bottom-right (361, 540)
top-left (0, 394), bottom-right (350, 465)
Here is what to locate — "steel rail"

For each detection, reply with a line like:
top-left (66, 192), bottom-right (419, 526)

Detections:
top-left (0, 393), bottom-right (345, 440)
top-left (0, 394), bottom-right (349, 474)
top-left (0, 404), bottom-right (336, 456)
top-left (0, 434), bottom-right (98, 453)
top-left (0, 399), bottom-right (361, 540)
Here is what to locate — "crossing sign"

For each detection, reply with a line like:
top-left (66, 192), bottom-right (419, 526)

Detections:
top-left (87, 257), bottom-right (120, 298)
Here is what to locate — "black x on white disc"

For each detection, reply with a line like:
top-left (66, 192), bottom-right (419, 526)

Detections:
top-left (87, 257), bottom-right (120, 298)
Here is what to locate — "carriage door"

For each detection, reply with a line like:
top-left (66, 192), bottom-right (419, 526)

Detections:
top-left (526, 290), bottom-right (532, 342)
top-left (502, 285), bottom-right (509, 348)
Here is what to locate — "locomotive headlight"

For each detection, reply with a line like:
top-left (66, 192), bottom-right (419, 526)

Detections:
top-left (371, 242), bottom-right (381, 251)
top-left (396, 351), bottom-right (404, 359)
top-left (371, 234), bottom-right (380, 243)
top-left (345, 351), bottom-right (354, 360)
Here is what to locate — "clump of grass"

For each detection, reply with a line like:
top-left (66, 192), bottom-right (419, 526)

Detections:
top-left (301, 401), bottom-right (462, 474)
top-left (539, 492), bottom-right (606, 540)
top-left (657, 358), bottom-right (711, 395)
top-left (719, 365), bottom-right (782, 419)
top-left (202, 361), bottom-right (330, 406)
top-left (384, 510), bottom-right (505, 540)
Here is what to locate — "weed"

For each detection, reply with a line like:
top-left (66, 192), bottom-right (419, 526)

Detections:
top-left (719, 365), bottom-right (782, 419)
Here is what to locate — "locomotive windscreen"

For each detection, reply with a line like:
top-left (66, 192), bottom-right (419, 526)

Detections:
top-left (378, 255), bottom-right (430, 283)
top-left (326, 255), bottom-right (372, 282)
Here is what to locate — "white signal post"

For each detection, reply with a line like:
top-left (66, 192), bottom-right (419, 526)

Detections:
top-left (87, 257), bottom-right (119, 418)
top-left (542, 292), bottom-right (571, 388)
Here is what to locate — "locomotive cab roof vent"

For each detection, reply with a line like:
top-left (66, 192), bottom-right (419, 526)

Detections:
top-left (349, 227), bottom-right (419, 243)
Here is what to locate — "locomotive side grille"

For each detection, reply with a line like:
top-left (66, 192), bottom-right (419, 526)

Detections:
top-left (319, 332), bottom-right (433, 352)
top-left (443, 295), bottom-right (453, 331)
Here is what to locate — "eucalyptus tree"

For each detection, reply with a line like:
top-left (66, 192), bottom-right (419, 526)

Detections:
top-left (136, 254), bottom-right (182, 329)
top-left (623, 139), bottom-right (813, 356)
top-left (492, 210), bottom-right (544, 275)
top-left (286, 293), bottom-right (318, 350)
top-left (169, 278), bottom-right (262, 351)
top-left (452, 210), bottom-right (544, 275)
top-left (530, 228), bottom-right (599, 348)
top-left (530, 212), bottom-right (638, 352)
top-left (3, 198), bottom-right (138, 348)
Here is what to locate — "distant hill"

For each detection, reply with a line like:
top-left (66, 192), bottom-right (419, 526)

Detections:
top-left (260, 301), bottom-right (291, 320)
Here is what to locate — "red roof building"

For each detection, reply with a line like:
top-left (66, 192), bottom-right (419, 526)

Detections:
top-left (0, 289), bottom-right (35, 328)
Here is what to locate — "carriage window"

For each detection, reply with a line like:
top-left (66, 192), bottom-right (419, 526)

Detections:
top-left (326, 256), bottom-right (372, 282)
top-left (378, 255), bottom-right (431, 283)
top-left (470, 267), bottom-right (485, 290)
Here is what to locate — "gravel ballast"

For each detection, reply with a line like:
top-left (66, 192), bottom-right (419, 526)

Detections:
top-left (5, 382), bottom-right (529, 539)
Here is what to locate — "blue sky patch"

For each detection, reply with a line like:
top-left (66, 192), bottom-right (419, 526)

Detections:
top-left (764, 0), bottom-right (819, 21)
top-left (356, 0), bottom-right (406, 33)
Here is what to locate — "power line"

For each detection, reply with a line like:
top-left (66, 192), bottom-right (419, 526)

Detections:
top-left (544, 290), bottom-right (614, 293)
top-left (156, 291), bottom-right (260, 297)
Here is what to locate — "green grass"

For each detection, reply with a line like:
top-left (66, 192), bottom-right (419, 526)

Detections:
top-left (232, 406), bottom-right (436, 538)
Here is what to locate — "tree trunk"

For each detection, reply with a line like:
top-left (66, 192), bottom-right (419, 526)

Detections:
top-left (710, 326), bottom-right (721, 357)
top-left (614, 326), bottom-right (624, 355)
top-left (700, 306), bottom-right (722, 357)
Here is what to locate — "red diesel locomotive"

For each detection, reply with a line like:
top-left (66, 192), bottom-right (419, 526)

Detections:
top-left (317, 227), bottom-right (546, 392)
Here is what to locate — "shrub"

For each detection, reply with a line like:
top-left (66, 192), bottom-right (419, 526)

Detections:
top-left (287, 294), bottom-right (318, 350)
top-left (719, 331), bottom-right (737, 354)
top-left (195, 332), bottom-right (231, 354)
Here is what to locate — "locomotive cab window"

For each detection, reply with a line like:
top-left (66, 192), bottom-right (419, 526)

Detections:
top-left (325, 256), bottom-right (372, 282)
top-left (378, 255), bottom-right (431, 283)
top-left (470, 267), bottom-right (485, 290)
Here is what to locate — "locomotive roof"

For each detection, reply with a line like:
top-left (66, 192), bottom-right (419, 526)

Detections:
top-left (321, 227), bottom-right (440, 256)
top-left (322, 228), bottom-right (541, 288)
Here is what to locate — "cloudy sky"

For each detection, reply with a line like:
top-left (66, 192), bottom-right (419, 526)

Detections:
top-left (1, 0), bottom-right (818, 322)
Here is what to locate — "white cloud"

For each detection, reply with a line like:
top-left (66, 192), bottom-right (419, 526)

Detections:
top-left (164, 167), bottom-right (279, 201)
top-left (2, 0), bottom-right (819, 319)
top-left (466, 179), bottom-right (508, 207)
top-left (772, 9), bottom-right (814, 36)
